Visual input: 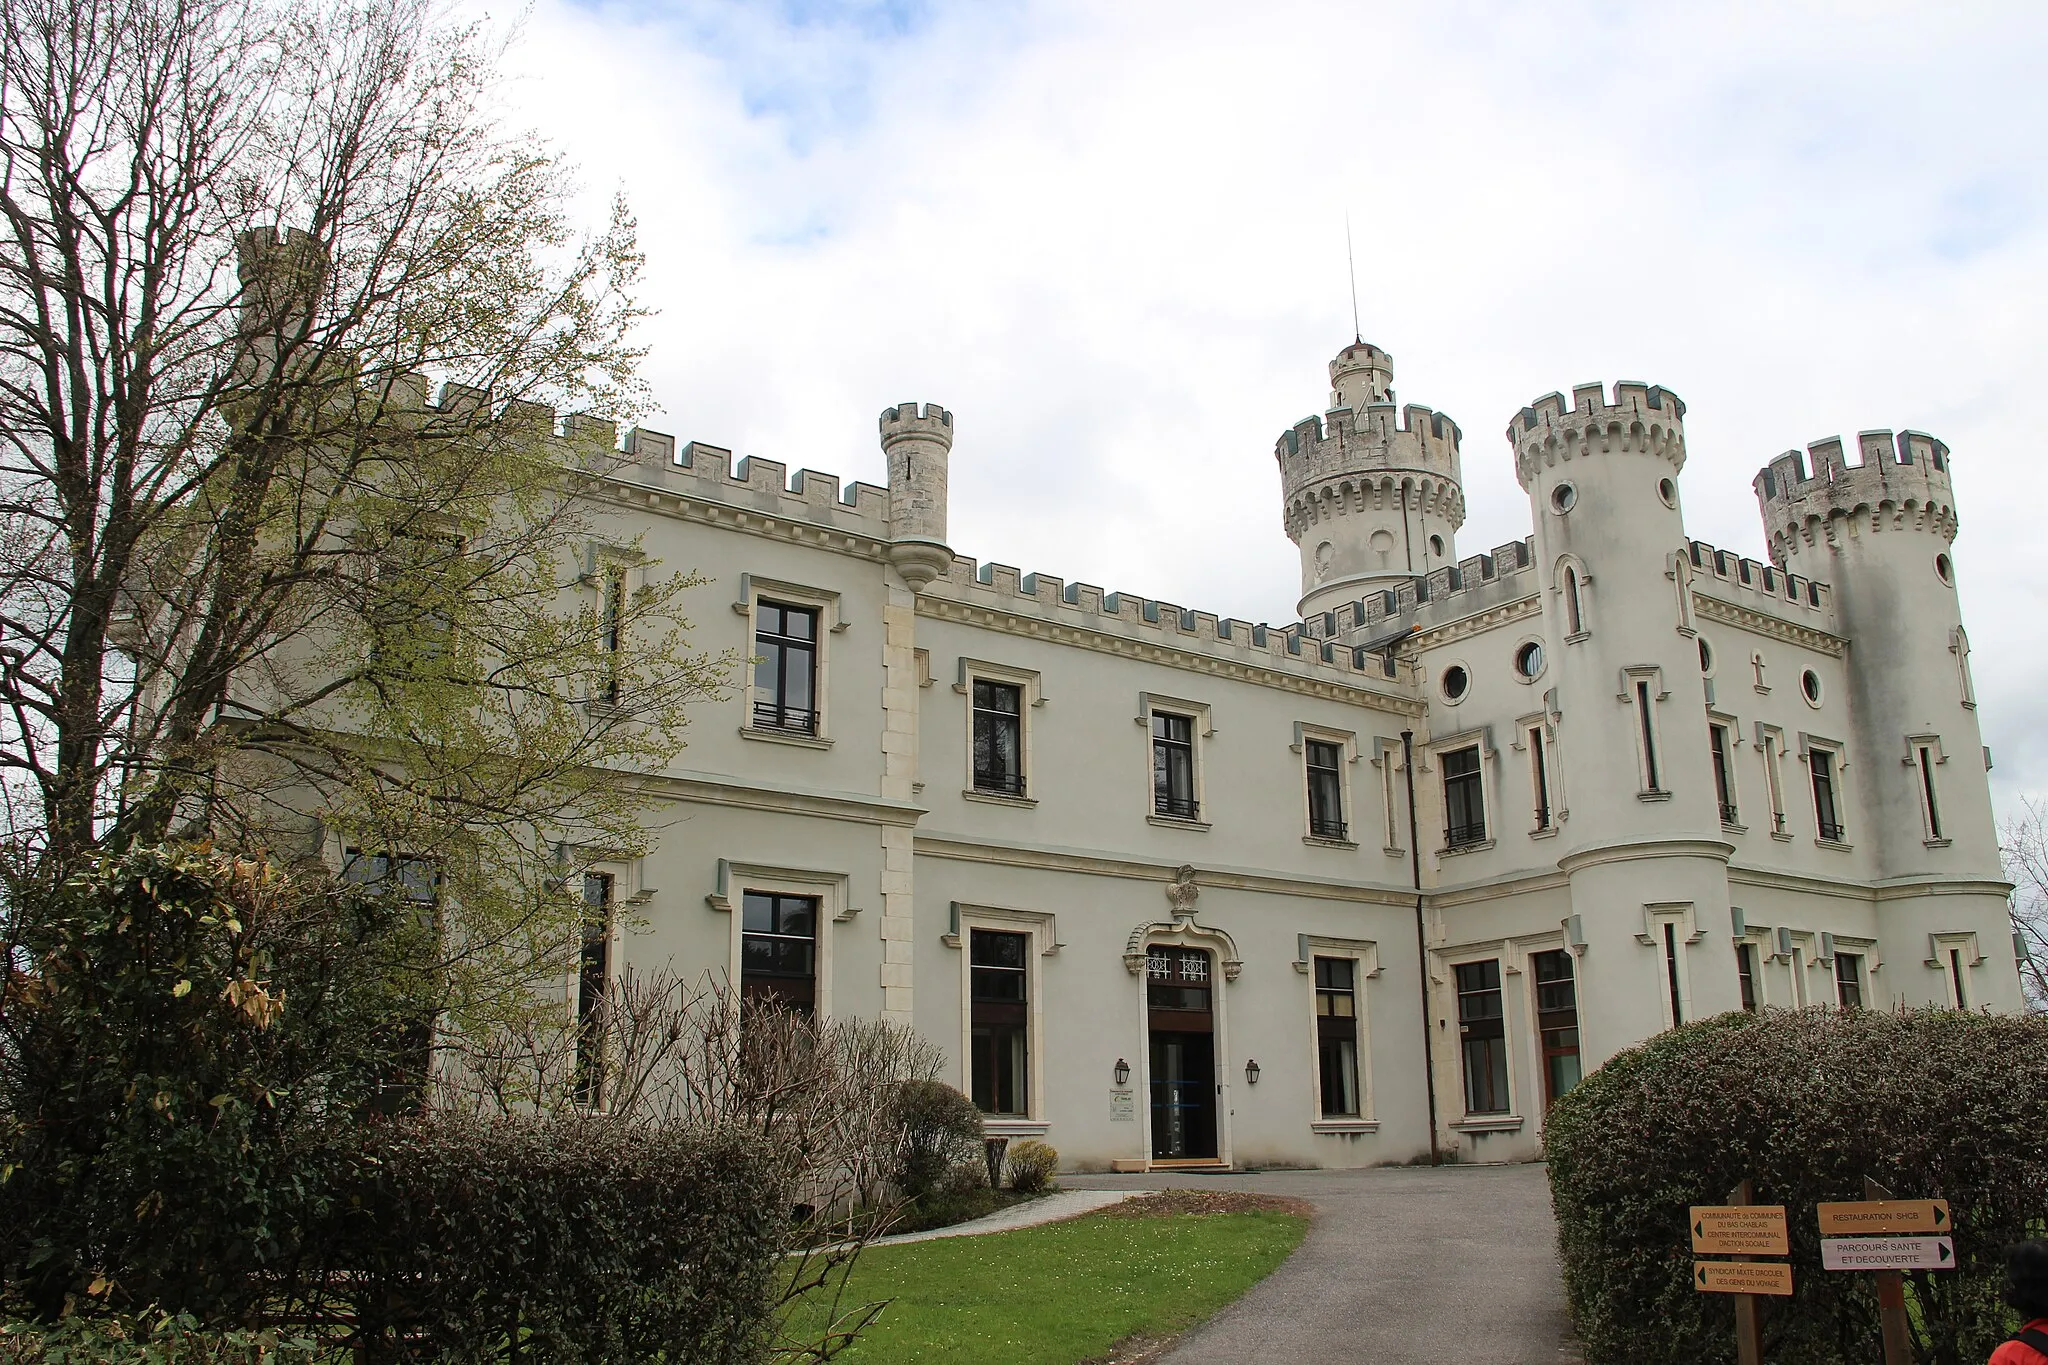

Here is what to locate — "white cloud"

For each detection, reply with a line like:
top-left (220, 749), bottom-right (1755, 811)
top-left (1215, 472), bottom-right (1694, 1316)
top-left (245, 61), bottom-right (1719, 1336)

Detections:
top-left (488, 0), bottom-right (2048, 809)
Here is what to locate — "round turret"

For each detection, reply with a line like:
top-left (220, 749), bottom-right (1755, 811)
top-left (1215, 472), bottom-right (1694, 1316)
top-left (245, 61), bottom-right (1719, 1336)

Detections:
top-left (1754, 430), bottom-right (1992, 882)
top-left (880, 401), bottom-right (954, 590)
top-left (1275, 342), bottom-right (1466, 618)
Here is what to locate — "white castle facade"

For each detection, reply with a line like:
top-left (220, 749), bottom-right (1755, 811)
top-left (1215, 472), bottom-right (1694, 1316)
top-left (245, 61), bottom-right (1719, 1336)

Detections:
top-left (565, 339), bottom-right (2020, 1170)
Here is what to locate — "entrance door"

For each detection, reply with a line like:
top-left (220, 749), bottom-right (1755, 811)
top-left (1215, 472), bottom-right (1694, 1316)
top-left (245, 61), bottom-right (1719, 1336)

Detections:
top-left (1146, 946), bottom-right (1218, 1160)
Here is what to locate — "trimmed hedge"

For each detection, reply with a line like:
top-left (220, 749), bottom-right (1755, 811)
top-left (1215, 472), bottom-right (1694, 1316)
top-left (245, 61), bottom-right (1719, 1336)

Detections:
top-left (338, 1115), bottom-right (783, 1363)
top-left (1545, 1008), bottom-right (2048, 1365)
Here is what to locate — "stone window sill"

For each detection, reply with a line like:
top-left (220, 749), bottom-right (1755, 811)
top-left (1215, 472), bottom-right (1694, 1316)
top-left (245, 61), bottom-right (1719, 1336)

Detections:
top-left (1384, 846), bottom-right (1407, 859)
top-left (1528, 827), bottom-right (1558, 841)
top-left (1638, 789), bottom-right (1673, 803)
top-left (1722, 822), bottom-right (1748, 836)
top-left (1311, 1119), bottom-right (1380, 1134)
top-left (1303, 835), bottom-right (1358, 850)
top-left (964, 789), bottom-right (1037, 810)
top-left (1924, 837), bottom-right (1953, 849)
top-left (740, 726), bottom-right (833, 750)
top-left (983, 1118), bottom-right (1050, 1138)
top-left (1769, 829), bottom-right (1794, 842)
top-left (1815, 838), bottom-right (1854, 852)
top-left (1147, 814), bottom-right (1212, 833)
top-left (1438, 839), bottom-right (1496, 858)
top-left (1452, 1115), bottom-right (1524, 1134)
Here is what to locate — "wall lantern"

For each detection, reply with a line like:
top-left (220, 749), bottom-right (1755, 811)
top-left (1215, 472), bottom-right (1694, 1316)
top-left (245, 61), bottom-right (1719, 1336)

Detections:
top-left (1114, 1058), bottom-right (1131, 1087)
top-left (1245, 1058), bottom-right (1262, 1085)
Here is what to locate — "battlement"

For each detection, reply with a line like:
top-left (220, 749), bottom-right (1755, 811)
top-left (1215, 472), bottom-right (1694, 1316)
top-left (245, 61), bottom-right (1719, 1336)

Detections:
top-left (1753, 430), bottom-right (1957, 567)
top-left (879, 401), bottom-right (954, 449)
top-left (1509, 380), bottom-right (1687, 489)
top-left (1275, 402), bottom-right (1465, 507)
top-left (1684, 539), bottom-right (1832, 623)
top-left (922, 554), bottom-right (1408, 692)
top-left (1298, 537), bottom-right (1541, 645)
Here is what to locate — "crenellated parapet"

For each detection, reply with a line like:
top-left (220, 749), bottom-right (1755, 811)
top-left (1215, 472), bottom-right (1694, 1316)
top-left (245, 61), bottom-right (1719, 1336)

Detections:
top-left (1509, 381), bottom-right (1687, 489)
top-left (1298, 537), bottom-right (1540, 644)
top-left (1276, 402), bottom-right (1466, 530)
top-left (919, 554), bottom-right (1416, 702)
top-left (1753, 430), bottom-right (1957, 568)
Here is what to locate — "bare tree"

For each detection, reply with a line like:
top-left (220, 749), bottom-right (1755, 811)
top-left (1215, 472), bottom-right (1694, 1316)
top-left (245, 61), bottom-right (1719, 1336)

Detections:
top-left (434, 972), bottom-right (945, 1360)
top-left (2001, 795), bottom-right (2048, 1012)
top-left (0, 0), bottom-right (733, 1020)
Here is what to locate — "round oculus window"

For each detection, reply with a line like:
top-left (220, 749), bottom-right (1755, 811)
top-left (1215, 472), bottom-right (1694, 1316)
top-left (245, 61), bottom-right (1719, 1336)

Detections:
top-left (1801, 669), bottom-right (1823, 706)
top-left (1551, 482), bottom-right (1578, 513)
top-left (1658, 476), bottom-right (1678, 508)
top-left (1935, 553), bottom-right (1953, 586)
top-left (1514, 641), bottom-right (1545, 680)
top-left (1441, 664), bottom-right (1470, 702)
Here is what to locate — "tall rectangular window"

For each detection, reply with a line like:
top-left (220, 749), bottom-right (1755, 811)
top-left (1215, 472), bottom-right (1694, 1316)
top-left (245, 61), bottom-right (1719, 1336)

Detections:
top-left (1455, 960), bottom-right (1508, 1114)
top-left (969, 929), bottom-right (1029, 1115)
top-left (1709, 724), bottom-right (1737, 825)
top-left (1662, 921), bottom-right (1684, 1027)
top-left (1314, 957), bottom-right (1361, 1117)
top-left (600, 566), bottom-right (626, 704)
top-left (1811, 749), bottom-right (1843, 842)
top-left (1306, 740), bottom-right (1346, 840)
top-left (1529, 727), bottom-right (1553, 832)
top-left (1834, 952), bottom-right (1864, 1010)
top-left (1635, 679), bottom-right (1662, 791)
top-left (1532, 950), bottom-right (1581, 1105)
top-left (740, 891), bottom-right (818, 1013)
top-left (1737, 942), bottom-right (1759, 1012)
top-left (1917, 744), bottom-right (1943, 840)
top-left (574, 872), bottom-right (613, 1106)
top-left (1948, 948), bottom-right (1970, 1010)
top-left (1762, 731), bottom-right (1788, 834)
top-left (1152, 712), bottom-right (1198, 820)
top-left (1442, 746), bottom-right (1485, 847)
top-left (753, 602), bottom-right (818, 734)
top-left (972, 680), bottom-right (1025, 795)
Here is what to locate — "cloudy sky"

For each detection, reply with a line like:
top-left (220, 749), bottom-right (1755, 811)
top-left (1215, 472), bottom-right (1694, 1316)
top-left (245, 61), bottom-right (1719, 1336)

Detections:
top-left (486, 0), bottom-right (2048, 810)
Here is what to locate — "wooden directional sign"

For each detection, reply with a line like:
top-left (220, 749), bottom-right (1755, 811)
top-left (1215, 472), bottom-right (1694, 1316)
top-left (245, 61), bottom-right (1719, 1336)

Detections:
top-left (1696, 1261), bottom-right (1795, 1296)
top-left (1691, 1204), bottom-right (1790, 1256)
top-left (1816, 1199), bottom-right (1951, 1236)
top-left (1821, 1236), bottom-right (1956, 1273)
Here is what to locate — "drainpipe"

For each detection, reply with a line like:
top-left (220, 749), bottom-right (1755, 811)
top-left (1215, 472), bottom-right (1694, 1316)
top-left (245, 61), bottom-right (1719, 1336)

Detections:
top-left (1402, 729), bottom-right (1440, 1166)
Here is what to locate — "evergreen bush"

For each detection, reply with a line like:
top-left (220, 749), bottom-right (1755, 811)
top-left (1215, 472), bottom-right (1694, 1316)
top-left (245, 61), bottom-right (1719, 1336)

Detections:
top-left (1544, 1007), bottom-right (2048, 1365)
top-left (891, 1081), bottom-right (983, 1199)
top-left (1007, 1139), bottom-right (1060, 1194)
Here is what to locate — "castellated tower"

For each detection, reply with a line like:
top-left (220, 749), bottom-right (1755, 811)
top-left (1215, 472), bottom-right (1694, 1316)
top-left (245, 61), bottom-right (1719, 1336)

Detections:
top-left (1755, 432), bottom-right (1998, 883)
top-left (1513, 383), bottom-right (1741, 1060)
top-left (1277, 342), bottom-right (1465, 619)
top-left (880, 402), bottom-right (954, 590)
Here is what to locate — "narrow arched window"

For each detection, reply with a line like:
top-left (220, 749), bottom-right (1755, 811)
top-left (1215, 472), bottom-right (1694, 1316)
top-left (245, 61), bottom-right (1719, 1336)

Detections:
top-left (1564, 567), bottom-right (1584, 636)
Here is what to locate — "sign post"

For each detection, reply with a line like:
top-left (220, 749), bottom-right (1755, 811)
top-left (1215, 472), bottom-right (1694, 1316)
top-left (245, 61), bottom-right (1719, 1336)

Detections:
top-left (1814, 1178), bottom-right (1954, 1365)
top-left (1690, 1180), bottom-right (1790, 1365)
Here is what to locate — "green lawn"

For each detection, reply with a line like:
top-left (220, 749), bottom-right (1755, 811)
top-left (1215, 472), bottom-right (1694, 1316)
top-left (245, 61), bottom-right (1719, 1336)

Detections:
top-left (790, 1209), bottom-right (1309, 1365)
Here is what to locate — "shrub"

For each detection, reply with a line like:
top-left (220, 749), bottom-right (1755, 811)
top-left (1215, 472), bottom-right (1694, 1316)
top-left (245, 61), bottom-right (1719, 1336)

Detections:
top-left (0, 845), bottom-right (436, 1321)
top-left (892, 1080), bottom-right (983, 1200)
top-left (0, 1311), bottom-right (319, 1363)
top-left (1007, 1140), bottom-right (1059, 1194)
top-left (1544, 1007), bottom-right (2048, 1365)
top-left (337, 1113), bottom-right (784, 1363)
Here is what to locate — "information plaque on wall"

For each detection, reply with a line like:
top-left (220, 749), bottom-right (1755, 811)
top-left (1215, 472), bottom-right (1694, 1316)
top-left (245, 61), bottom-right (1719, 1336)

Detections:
top-left (1109, 1088), bottom-right (1136, 1121)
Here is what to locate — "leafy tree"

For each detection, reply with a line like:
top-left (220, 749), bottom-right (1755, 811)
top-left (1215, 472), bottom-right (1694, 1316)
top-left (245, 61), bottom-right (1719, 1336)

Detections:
top-left (0, 0), bottom-right (733, 1028)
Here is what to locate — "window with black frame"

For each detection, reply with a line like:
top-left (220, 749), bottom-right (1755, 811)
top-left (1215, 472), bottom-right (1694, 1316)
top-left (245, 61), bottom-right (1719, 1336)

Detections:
top-left (574, 872), bottom-right (612, 1106)
top-left (341, 849), bottom-right (440, 905)
top-left (1811, 748), bottom-right (1843, 841)
top-left (1442, 745), bottom-right (1485, 847)
top-left (740, 891), bottom-right (817, 1013)
top-left (753, 602), bottom-right (819, 734)
top-left (1306, 740), bottom-right (1346, 840)
top-left (1835, 951), bottom-right (1864, 1010)
top-left (972, 680), bottom-right (1025, 795)
top-left (970, 929), bottom-right (1029, 1115)
top-left (1709, 723), bottom-right (1738, 825)
top-left (1314, 957), bottom-right (1360, 1117)
top-left (1737, 941), bottom-right (1760, 1012)
top-left (1455, 959), bottom-right (1508, 1114)
top-left (600, 565), bottom-right (626, 704)
top-left (340, 849), bottom-right (439, 1111)
top-left (1532, 949), bottom-right (1580, 1104)
top-left (1152, 712), bottom-right (1198, 820)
